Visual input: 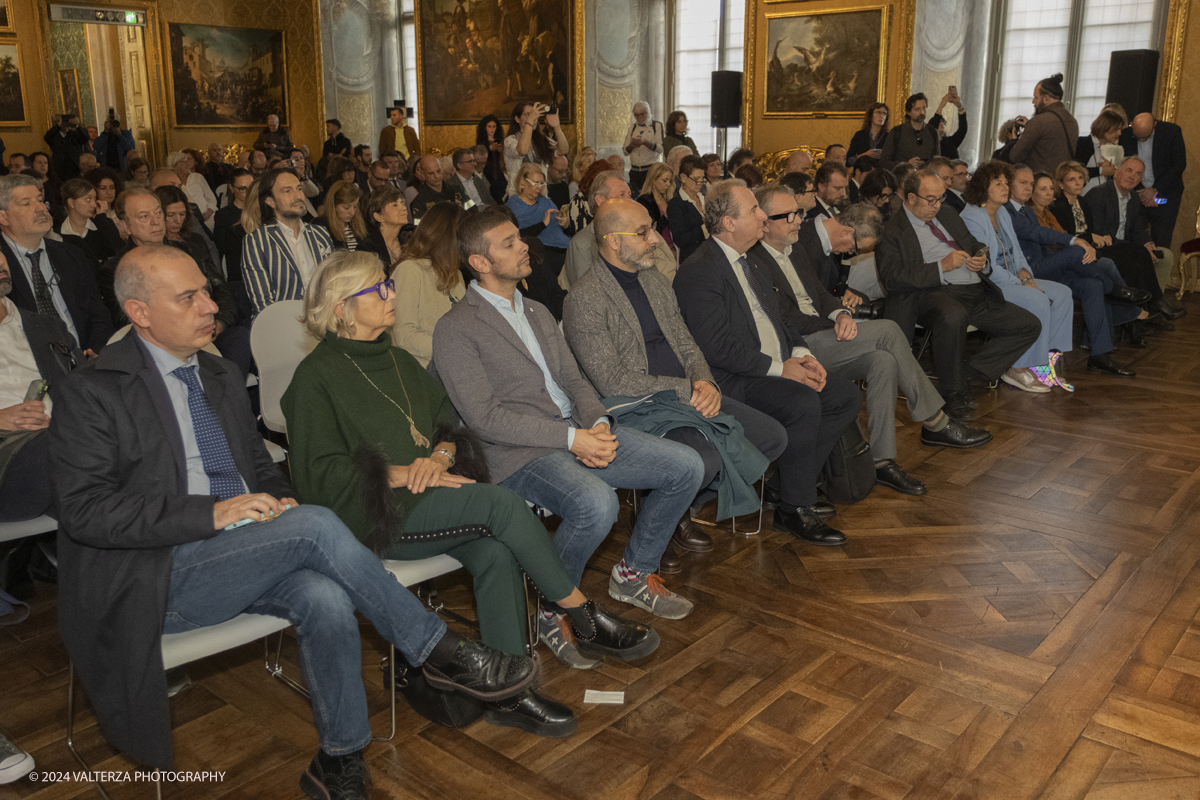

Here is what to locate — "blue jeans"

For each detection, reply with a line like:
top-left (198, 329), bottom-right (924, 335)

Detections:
top-left (500, 427), bottom-right (705, 584)
top-left (163, 505), bottom-right (446, 756)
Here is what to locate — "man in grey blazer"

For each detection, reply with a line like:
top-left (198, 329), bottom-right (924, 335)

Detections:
top-left (563, 199), bottom-right (786, 552)
top-left (753, 186), bottom-right (992, 497)
top-left (433, 208), bottom-right (704, 669)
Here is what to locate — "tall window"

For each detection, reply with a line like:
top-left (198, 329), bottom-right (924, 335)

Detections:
top-left (401, 0), bottom-right (419, 132)
top-left (672, 0), bottom-right (745, 156)
top-left (995, 0), bottom-right (1161, 134)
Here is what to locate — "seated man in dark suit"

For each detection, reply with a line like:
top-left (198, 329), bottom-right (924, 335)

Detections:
top-left (1084, 156), bottom-right (1180, 319)
top-left (0, 174), bottom-right (114, 354)
top-left (563, 198), bottom-right (787, 554)
top-left (757, 188), bottom-right (991, 496)
top-left (0, 251), bottom-right (83, 523)
top-left (1120, 113), bottom-right (1187, 247)
top-left (876, 169), bottom-right (1041, 420)
top-left (50, 245), bottom-right (535, 797)
top-left (674, 179), bottom-right (861, 545)
top-left (806, 162), bottom-right (849, 221)
top-left (433, 208), bottom-right (702, 668)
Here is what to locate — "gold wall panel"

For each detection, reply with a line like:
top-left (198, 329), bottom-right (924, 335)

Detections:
top-left (1165, 0), bottom-right (1199, 252)
top-left (596, 83), bottom-right (634, 149)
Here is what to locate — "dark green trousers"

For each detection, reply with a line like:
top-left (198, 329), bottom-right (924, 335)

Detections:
top-left (383, 483), bottom-right (575, 655)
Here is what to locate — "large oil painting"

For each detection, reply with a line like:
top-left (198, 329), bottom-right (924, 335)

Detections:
top-left (168, 23), bottom-right (287, 127)
top-left (417, 0), bottom-right (574, 125)
top-left (0, 43), bottom-right (27, 126)
top-left (765, 7), bottom-right (888, 117)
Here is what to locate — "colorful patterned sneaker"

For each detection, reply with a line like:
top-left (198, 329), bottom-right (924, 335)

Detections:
top-left (1048, 351), bottom-right (1075, 392)
top-left (536, 611), bottom-right (602, 669)
top-left (609, 567), bottom-right (694, 620)
top-left (0, 733), bottom-right (34, 785)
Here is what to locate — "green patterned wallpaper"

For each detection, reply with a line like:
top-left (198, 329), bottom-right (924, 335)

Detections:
top-left (49, 20), bottom-right (96, 128)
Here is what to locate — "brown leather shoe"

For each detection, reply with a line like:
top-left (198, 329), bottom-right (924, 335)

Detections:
top-left (672, 518), bottom-right (714, 553)
top-left (657, 550), bottom-right (683, 574)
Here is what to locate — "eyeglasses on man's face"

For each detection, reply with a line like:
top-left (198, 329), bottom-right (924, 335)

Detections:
top-left (609, 227), bottom-right (655, 241)
top-left (767, 210), bottom-right (800, 223)
top-left (914, 194), bottom-right (943, 206)
top-left (352, 278), bottom-right (396, 301)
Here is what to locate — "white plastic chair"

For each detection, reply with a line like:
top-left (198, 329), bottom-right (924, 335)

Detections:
top-left (0, 515), bottom-right (57, 544)
top-left (66, 553), bottom-right (464, 798)
top-left (249, 300), bottom-right (316, 435)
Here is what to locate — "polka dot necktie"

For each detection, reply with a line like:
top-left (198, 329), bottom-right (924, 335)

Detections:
top-left (171, 365), bottom-right (244, 501)
top-left (27, 250), bottom-right (58, 318)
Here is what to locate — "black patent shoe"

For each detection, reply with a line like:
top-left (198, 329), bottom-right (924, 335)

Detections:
top-left (300, 749), bottom-right (370, 800)
top-left (485, 689), bottom-right (578, 738)
top-left (773, 506), bottom-right (847, 546)
top-left (1105, 285), bottom-right (1151, 305)
top-left (422, 638), bottom-right (537, 701)
top-left (811, 501), bottom-right (837, 519)
top-left (1087, 355), bottom-right (1136, 376)
top-left (874, 460), bottom-right (927, 496)
top-left (563, 600), bottom-right (661, 662)
top-left (920, 419), bottom-right (993, 449)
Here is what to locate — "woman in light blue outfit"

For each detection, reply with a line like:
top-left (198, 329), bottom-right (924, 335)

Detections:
top-left (960, 161), bottom-right (1075, 393)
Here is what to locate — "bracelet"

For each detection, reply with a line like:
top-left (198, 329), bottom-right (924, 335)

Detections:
top-left (433, 448), bottom-right (456, 468)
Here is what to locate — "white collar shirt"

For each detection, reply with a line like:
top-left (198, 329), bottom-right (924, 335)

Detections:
top-left (1, 233), bottom-right (80, 346)
top-left (0, 297), bottom-right (50, 415)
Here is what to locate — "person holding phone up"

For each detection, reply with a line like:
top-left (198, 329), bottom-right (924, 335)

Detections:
top-left (623, 102), bottom-right (664, 194)
top-left (503, 102), bottom-right (570, 193)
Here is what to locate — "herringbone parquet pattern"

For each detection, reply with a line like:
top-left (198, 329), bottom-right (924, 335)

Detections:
top-left (5, 298), bottom-right (1200, 799)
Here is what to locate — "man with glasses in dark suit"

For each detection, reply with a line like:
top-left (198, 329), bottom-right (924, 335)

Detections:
top-left (876, 169), bottom-right (1041, 421)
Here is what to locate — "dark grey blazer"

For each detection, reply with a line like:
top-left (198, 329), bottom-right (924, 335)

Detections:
top-left (432, 286), bottom-right (610, 483)
top-left (1083, 181), bottom-right (1149, 247)
top-left (875, 205), bottom-right (994, 343)
top-left (562, 254), bottom-right (713, 403)
top-left (18, 306), bottom-right (84, 385)
top-left (49, 334), bottom-right (290, 769)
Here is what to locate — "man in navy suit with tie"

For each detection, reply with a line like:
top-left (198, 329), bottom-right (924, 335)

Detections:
top-left (674, 179), bottom-right (861, 546)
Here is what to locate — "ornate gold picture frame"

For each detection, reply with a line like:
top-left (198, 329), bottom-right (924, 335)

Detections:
top-left (763, 5), bottom-right (889, 118)
top-left (0, 42), bottom-right (28, 126)
top-left (414, 0), bottom-right (584, 127)
top-left (0, 0), bottom-right (13, 34)
top-left (166, 22), bottom-right (288, 128)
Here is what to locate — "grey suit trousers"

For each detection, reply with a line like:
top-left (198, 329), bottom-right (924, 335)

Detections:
top-left (805, 319), bottom-right (943, 461)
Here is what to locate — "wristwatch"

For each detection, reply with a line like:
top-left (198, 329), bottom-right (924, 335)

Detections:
top-left (433, 448), bottom-right (456, 468)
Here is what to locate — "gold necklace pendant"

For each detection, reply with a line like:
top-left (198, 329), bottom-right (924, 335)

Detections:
top-left (410, 419), bottom-right (431, 448)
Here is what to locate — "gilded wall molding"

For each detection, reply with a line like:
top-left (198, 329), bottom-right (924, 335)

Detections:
top-left (1158, 0), bottom-right (1190, 122)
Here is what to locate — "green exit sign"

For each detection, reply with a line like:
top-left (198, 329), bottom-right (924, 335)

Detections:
top-left (125, 11), bottom-right (137, 23)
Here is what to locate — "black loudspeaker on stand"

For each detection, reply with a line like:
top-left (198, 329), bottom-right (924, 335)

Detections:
top-left (711, 70), bottom-right (743, 165)
top-left (1104, 50), bottom-right (1159, 118)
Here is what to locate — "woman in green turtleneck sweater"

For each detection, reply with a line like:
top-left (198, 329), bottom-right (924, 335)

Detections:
top-left (282, 251), bottom-right (658, 738)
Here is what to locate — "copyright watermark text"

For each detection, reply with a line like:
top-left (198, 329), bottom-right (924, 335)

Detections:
top-left (29, 770), bottom-right (226, 783)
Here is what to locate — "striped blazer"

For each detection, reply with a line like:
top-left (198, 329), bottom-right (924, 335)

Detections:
top-left (241, 222), bottom-right (335, 315)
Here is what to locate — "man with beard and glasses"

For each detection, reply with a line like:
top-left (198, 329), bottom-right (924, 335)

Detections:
top-left (880, 93), bottom-right (940, 169)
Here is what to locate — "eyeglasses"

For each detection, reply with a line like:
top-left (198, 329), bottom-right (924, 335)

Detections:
top-left (609, 228), bottom-right (655, 241)
top-left (351, 278), bottom-right (395, 300)
top-left (876, 192), bottom-right (894, 201)
top-left (914, 194), bottom-right (943, 206)
top-left (767, 210), bottom-right (799, 223)
top-left (524, 178), bottom-right (546, 188)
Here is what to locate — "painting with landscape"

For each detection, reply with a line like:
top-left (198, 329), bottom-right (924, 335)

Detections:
top-left (168, 23), bottom-right (287, 127)
top-left (765, 8), bottom-right (885, 116)
top-left (0, 44), bottom-right (25, 126)
top-left (419, 0), bottom-right (573, 125)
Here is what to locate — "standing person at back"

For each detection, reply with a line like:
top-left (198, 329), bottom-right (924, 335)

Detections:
top-left (1120, 112), bottom-right (1188, 248)
top-left (880, 94), bottom-right (939, 169)
top-left (623, 102), bottom-right (664, 194)
top-left (1009, 73), bottom-right (1078, 175)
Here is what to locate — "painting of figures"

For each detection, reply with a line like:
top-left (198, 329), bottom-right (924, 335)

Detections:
top-left (418, 0), bottom-right (574, 125)
top-left (765, 7), bottom-right (887, 117)
top-left (168, 23), bottom-right (287, 127)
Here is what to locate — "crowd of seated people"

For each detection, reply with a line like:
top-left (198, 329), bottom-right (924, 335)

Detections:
top-left (0, 72), bottom-right (1189, 796)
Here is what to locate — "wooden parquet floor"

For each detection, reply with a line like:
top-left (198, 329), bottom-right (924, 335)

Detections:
top-left (7, 297), bottom-right (1200, 799)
